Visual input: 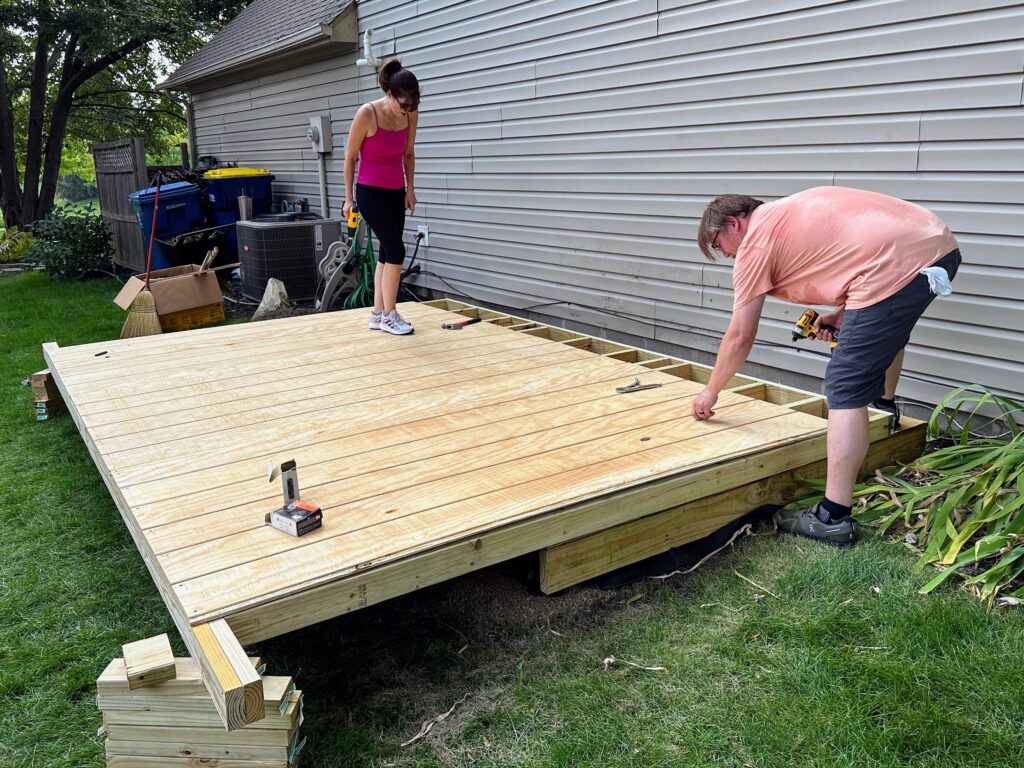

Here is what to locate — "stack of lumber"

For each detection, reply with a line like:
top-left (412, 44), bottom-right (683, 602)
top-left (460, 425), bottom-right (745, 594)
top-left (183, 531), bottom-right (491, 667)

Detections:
top-left (96, 656), bottom-right (305, 767)
top-left (31, 368), bottom-right (63, 420)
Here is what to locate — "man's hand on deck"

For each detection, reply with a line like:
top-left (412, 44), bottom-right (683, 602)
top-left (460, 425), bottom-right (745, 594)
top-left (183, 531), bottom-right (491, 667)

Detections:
top-left (692, 388), bottom-right (719, 420)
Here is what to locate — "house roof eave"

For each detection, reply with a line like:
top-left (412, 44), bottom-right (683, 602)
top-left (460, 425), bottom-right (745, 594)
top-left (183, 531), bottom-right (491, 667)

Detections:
top-left (160, 1), bottom-right (357, 91)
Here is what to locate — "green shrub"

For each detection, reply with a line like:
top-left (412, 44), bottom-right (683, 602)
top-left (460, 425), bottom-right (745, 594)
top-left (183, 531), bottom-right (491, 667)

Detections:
top-left (0, 227), bottom-right (35, 263)
top-left (29, 204), bottom-right (113, 280)
top-left (854, 387), bottom-right (1023, 604)
top-left (56, 173), bottom-right (98, 204)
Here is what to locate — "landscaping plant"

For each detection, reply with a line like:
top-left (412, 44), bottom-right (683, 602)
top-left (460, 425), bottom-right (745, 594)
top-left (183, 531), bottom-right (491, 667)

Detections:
top-left (29, 203), bottom-right (113, 280)
top-left (853, 387), bottom-right (1024, 604)
top-left (0, 226), bottom-right (35, 263)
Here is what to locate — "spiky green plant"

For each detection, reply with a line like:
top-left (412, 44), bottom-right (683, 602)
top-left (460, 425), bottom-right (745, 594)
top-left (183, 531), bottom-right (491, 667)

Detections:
top-left (854, 387), bottom-right (1023, 604)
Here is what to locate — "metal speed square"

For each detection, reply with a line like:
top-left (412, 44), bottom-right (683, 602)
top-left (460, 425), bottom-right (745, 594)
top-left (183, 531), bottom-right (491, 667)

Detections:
top-left (265, 459), bottom-right (323, 537)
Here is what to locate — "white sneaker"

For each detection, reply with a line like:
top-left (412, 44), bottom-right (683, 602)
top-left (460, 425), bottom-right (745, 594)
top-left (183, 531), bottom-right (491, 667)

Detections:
top-left (380, 309), bottom-right (413, 335)
top-left (368, 310), bottom-right (383, 330)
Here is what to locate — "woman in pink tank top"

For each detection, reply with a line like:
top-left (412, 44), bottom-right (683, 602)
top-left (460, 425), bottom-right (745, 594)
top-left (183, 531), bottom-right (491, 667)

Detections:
top-left (343, 59), bottom-right (420, 335)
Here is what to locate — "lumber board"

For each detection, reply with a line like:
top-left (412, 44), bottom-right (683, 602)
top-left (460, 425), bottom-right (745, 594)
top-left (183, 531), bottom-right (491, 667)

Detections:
top-left (105, 757), bottom-right (287, 768)
top-left (168, 401), bottom-right (823, 611)
top-left (155, 384), bottom-right (720, 578)
top-left (79, 332), bottom-right (546, 424)
top-left (101, 703), bottom-right (298, 732)
top-left (139, 377), bottom-right (701, 550)
top-left (97, 657), bottom-right (261, 696)
top-left (103, 355), bottom-right (649, 475)
top-left (89, 344), bottom-right (591, 449)
top-left (224, 426), bottom-right (836, 643)
top-left (122, 634), bottom-right (176, 689)
top-left (104, 739), bottom-right (288, 761)
top-left (104, 724), bottom-right (292, 747)
top-left (98, 691), bottom-right (301, 722)
top-left (537, 420), bottom-right (928, 593)
top-left (192, 620), bottom-right (265, 731)
top-left (68, 319), bottom-right (530, 406)
top-left (125, 373), bottom-right (692, 525)
top-left (91, 346), bottom-right (607, 455)
top-left (54, 298), bottom-right (453, 366)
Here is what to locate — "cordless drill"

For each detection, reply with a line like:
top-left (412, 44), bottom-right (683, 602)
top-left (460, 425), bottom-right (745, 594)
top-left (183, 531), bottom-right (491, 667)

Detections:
top-left (346, 205), bottom-right (360, 239)
top-left (791, 308), bottom-right (838, 349)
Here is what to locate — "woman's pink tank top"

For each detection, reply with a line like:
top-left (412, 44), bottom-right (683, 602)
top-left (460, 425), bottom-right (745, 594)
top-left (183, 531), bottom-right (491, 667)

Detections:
top-left (357, 103), bottom-right (408, 190)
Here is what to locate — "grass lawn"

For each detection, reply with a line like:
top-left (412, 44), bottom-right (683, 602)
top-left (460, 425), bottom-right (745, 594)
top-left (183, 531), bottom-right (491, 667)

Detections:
top-left (2, 271), bottom-right (1023, 768)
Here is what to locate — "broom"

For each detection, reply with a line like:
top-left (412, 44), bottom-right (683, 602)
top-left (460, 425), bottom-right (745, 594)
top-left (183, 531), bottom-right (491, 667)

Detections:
top-left (120, 174), bottom-right (165, 339)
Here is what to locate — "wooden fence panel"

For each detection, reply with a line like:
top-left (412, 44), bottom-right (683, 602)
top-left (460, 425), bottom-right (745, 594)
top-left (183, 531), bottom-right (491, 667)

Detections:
top-left (91, 138), bottom-right (147, 272)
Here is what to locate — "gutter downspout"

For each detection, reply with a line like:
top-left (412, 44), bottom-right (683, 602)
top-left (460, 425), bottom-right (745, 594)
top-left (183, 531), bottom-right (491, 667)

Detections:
top-left (185, 93), bottom-right (198, 168)
top-left (317, 152), bottom-right (330, 217)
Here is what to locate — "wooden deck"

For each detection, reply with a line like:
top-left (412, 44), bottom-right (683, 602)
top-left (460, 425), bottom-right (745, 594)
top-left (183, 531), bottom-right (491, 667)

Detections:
top-left (44, 299), bottom-right (922, 729)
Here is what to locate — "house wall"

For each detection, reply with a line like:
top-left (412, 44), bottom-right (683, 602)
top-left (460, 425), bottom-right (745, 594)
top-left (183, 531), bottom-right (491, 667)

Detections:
top-left (189, 0), bottom-right (1024, 406)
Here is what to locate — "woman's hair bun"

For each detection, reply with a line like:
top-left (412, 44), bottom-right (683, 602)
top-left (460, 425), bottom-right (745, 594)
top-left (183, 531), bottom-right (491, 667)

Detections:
top-left (378, 59), bottom-right (404, 92)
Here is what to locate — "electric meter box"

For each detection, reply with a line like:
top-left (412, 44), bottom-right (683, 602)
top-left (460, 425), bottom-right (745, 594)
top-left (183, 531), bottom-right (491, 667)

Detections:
top-left (308, 115), bottom-right (332, 153)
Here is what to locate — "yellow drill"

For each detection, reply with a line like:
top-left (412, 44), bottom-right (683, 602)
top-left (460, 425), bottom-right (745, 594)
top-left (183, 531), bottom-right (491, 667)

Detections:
top-left (791, 308), bottom-right (838, 348)
top-left (346, 205), bottom-right (360, 239)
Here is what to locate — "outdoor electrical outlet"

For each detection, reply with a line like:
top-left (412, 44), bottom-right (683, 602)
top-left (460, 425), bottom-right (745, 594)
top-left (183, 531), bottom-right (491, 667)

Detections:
top-left (416, 225), bottom-right (429, 246)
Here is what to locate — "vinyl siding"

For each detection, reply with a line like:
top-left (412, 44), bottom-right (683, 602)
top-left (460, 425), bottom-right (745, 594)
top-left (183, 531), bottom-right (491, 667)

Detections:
top-left (188, 0), bottom-right (1024, 406)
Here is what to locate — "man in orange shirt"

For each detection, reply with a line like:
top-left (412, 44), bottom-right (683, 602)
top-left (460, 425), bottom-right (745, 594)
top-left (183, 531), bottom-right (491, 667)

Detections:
top-left (692, 186), bottom-right (961, 546)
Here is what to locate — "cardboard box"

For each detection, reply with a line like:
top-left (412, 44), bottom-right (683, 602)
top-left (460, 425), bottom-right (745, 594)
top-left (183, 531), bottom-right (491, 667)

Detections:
top-left (114, 265), bottom-right (224, 331)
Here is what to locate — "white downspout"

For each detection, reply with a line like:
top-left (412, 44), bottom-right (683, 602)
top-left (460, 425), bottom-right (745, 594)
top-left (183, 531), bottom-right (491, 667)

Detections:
top-left (317, 153), bottom-right (329, 217)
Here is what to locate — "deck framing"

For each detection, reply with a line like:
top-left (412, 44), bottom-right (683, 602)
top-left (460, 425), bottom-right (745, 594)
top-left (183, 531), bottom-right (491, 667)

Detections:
top-left (44, 299), bottom-right (917, 729)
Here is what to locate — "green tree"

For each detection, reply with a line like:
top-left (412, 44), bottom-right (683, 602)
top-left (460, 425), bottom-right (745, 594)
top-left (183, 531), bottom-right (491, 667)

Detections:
top-left (0, 0), bottom-right (246, 228)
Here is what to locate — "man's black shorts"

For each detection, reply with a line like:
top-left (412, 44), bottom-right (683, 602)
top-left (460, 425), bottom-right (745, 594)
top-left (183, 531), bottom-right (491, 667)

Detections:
top-left (825, 249), bottom-right (961, 410)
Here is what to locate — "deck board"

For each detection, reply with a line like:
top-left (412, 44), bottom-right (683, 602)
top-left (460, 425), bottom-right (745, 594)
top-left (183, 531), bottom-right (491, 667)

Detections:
top-left (46, 300), bottom-right (852, 642)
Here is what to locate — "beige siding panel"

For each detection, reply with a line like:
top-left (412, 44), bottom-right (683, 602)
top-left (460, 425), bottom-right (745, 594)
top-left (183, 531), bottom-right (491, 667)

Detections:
top-left (655, 0), bottom-right (1021, 43)
top-left (833, 174), bottom-right (1024, 206)
top-left (472, 116), bottom-right (922, 156)
top-left (410, 17), bottom-right (660, 80)
top-left (536, 44), bottom-right (1023, 101)
top-left (502, 77), bottom-right (1021, 126)
top-left (918, 141), bottom-right (1024, 172)
top-left (470, 146), bottom-right (920, 174)
top-left (186, 0), bottom-right (1024, 404)
top-left (444, 172), bottom-right (835, 197)
top-left (541, 9), bottom-right (1023, 80)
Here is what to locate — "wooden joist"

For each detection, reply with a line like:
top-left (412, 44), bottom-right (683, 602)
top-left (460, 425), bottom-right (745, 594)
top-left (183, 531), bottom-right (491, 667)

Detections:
top-left (538, 419), bottom-right (927, 593)
top-left (192, 620), bottom-right (265, 731)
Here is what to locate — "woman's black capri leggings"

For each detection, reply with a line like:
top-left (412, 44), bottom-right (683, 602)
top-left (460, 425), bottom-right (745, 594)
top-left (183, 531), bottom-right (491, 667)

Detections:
top-left (356, 183), bottom-right (406, 265)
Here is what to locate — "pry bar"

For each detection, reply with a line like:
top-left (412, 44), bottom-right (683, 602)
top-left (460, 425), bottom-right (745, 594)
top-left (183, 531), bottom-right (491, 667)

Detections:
top-left (441, 317), bottom-right (482, 330)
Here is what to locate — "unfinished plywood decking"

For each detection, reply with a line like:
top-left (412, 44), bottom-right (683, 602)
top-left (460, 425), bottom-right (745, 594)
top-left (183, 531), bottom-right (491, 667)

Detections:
top-left (44, 300), bottom-right (921, 728)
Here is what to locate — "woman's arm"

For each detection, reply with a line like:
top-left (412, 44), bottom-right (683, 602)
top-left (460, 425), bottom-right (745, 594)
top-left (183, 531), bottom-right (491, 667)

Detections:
top-left (404, 111), bottom-right (419, 214)
top-left (343, 106), bottom-right (371, 217)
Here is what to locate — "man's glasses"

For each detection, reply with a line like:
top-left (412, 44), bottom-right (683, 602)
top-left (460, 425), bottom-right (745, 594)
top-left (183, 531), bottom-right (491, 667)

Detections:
top-left (711, 229), bottom-right (722, 255)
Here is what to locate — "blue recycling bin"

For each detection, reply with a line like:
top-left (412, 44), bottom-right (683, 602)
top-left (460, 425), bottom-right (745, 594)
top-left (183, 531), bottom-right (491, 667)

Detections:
top-left (202, 168), bottom-right (274, 262)
top-left (129, 181), bottom-right (206, 269)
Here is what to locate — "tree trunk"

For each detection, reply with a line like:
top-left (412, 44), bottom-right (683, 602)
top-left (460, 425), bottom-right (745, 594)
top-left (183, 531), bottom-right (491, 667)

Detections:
top-left (20, 35), bottom-right (51, 224)
top-left (0, 61), bottom-right (24, 228)
top-left (38, 92), bottom-right (73, 218)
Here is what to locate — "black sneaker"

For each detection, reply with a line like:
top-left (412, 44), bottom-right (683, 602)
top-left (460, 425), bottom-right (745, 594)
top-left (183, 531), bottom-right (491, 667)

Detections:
top-left (871, 398), bottom-right (901, 430)
top-left (774, 503), bottom-right (855, 548)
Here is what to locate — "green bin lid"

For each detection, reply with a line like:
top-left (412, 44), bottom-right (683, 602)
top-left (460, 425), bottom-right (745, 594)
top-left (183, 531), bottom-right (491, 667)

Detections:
top-left (203, 168), bottom-right (272, 178)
